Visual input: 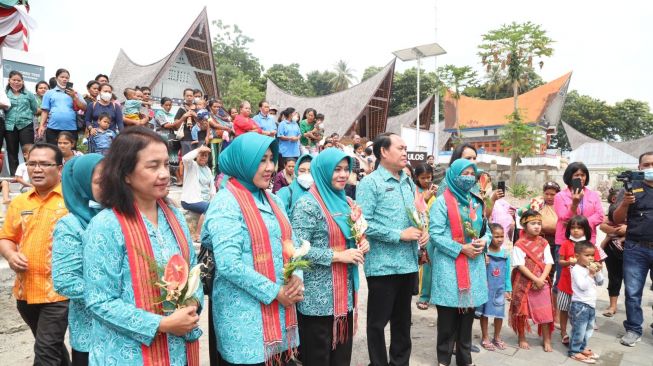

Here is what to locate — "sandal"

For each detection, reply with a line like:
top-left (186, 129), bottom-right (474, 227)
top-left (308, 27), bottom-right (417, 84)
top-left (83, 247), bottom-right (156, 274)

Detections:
top-left (562, 335), bottom-right (570, 345)
top-left (480, 340), bottom-right (495, 351)
top-left (582, 349), bottom-right (599, 359)
top-left (492, 338), bottom-right (507, 350)
top-left (603, 309), bottom-right (616, 317)
top-left (416, 301), bottom-right (429, 310)
top-left (570, 353), bottom-right (596, 364)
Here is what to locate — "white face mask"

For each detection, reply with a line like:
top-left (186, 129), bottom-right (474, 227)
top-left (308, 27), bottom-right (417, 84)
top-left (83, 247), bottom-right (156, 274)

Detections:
top-left (291, 116), bottom-right (299, 122)
top-left (193, 97), bottom-right (201, 104)
top-left (100, 92), bottom-right (112, 102)
top-left (296, 173), bottom-right (314, 189)
top-left (570, 235), bottom-right (587, 242)
top-left (644, 168), bottom-right (653, 181)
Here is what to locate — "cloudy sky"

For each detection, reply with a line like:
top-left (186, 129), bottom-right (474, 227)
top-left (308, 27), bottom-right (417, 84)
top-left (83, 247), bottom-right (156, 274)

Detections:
top-left (10, 0), bottom-right (653, 106)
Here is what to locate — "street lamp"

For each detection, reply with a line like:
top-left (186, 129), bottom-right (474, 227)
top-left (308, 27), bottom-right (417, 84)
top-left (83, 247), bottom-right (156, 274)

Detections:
top-left (393, 42), bottom-right (446, 152)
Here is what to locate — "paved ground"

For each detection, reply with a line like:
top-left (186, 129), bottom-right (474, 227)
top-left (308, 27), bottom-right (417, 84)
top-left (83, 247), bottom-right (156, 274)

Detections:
top-left (2, 264), bottom-right (652, 366)
top-left (1, 192), bottom-right (652, 365)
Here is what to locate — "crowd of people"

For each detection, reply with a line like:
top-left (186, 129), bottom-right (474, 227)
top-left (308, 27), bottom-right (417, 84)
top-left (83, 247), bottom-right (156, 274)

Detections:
top-left (0, 68), bottom-right (652, 366)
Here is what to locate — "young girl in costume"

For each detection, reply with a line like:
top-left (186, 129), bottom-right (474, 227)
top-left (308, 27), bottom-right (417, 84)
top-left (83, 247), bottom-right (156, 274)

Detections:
top-left (414, 163), bottom-right (437, 310)
top-left (509, 209), bottom-right (555, 351)
top-left (478, 224), bottom-right (512, 351)
top-left (557, 215), bottom-right (603, 346)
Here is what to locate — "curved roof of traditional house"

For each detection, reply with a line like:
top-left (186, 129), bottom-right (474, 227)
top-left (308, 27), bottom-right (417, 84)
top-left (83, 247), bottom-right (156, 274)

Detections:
top-left (109, 49), bottom-right (170, 99)
top-left (444, 72), bottom-right (572, 130)
top-left (386, 96), bottom-right (450, 151)
top-left (386, 96), bottom-right (435, 134)
top-left (266, 59), bottom-right (395, 138)
top-left (109, 7), bottom-right (218, 101)
top-left (562, 120), bottom-right (653, 159)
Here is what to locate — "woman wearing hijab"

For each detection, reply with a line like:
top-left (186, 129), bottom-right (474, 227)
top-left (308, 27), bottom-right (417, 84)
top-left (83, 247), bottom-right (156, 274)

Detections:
top-left (203, 132), bottom-right (304, 366)
top-left (429, 159), bottom-right (490, 366)
top-left (276, 153), bottom-right (314, 214)
top-left (290, 148), bottom-right (370, 365)
top-left (82, 127), bottom-right (202, 366)
top-left (52, 154), bottom-right (104, 366)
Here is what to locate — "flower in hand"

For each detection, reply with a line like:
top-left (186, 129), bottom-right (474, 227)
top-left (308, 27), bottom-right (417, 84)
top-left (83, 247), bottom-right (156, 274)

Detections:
top-left (406, 191), bottom-right (429, 230)
top-left (154, 254), bottom-right (204, 312)
top-left (282, 239), bottom-right (312, 282)
top-left (347, 199), bottom-right (368, 245)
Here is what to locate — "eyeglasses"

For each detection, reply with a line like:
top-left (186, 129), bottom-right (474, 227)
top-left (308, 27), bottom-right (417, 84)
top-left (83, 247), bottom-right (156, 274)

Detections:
top-left (26, 161), bottom-right (59, 169)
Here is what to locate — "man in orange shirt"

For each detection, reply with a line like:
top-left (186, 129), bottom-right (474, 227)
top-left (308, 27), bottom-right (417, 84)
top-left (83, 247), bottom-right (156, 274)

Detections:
top-left (0, 143), bottom-right (70, 366)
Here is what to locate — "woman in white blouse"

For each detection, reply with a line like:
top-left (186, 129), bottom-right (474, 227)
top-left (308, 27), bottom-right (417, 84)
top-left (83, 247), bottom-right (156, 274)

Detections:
top-left (181, 145), bottom-right (216, 241)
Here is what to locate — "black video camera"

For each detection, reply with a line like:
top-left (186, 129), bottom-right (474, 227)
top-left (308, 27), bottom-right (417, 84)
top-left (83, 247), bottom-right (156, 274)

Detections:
top-left (616, 170), bottom-right (645, 192)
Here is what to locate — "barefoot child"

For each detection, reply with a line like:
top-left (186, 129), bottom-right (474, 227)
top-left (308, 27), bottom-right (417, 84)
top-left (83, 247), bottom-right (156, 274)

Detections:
top-left (557, 216), bottom-right (602, 346)
top-left (478, 224), bottom-right (512, 351)
top-left (569, 240), bottom-right (600, 364)
top-left (509, 209), bottom-right (554, 351)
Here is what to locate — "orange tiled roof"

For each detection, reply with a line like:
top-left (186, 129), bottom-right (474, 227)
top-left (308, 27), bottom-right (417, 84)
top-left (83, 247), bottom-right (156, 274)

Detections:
top-left (444, 72), bottom-right (572, 129)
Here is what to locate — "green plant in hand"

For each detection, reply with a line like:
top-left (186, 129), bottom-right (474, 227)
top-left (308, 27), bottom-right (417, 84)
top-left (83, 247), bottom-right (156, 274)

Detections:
top-left (464, 221), bottom-right (479, 240)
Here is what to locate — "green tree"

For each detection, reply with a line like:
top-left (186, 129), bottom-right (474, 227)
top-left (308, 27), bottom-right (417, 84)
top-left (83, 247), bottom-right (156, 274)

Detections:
top-left (479, 22), bottom-right (553, 181)
top-left (306, 70), bottom-right (336, 96)
top-left (478, 21), bottom-right (554, 113)
top-left (551, 90), bottom-right (614, 150)
top-left (611, 99), bottom-right (653, 140)
top-left (436, 64), bottom-right (479, 137)
top-left (362, 66), bottom-right (383, 81)
top-left (221, 73), bottom-right (265, 112)
top-left (390, 68), bottom-right (438, 117)
top-left (501, 112), bottom-right (544, 186)
top-left (211, 20), bottom-right (265, 98)
top-left (263, 63), bottom-right (310, 96)
top-left (330, 60), bottom-right (357, 92)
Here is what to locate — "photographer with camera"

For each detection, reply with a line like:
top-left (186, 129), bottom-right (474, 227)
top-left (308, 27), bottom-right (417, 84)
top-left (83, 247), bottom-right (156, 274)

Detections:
top-left (614, 151), bottom-right (653, 347)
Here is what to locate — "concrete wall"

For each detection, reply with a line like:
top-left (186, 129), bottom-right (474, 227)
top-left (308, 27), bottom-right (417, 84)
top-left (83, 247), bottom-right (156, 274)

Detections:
top-left (481, 162), bottom-right (618, 199)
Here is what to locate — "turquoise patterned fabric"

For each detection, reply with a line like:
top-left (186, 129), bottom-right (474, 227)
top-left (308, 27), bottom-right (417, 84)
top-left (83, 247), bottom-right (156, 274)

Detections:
top-left (291, 195), bottom-right (355, 316)
top-left (428, 193), bottom-right (491, 308)
top-left (52, 214), bottom-right (93, 352)
top-left (203, 189), bottom-right (300, 364)
top-left (356, 165), bottom-right (418, 277)
top-left (83, 206), bottom-right (203, 366)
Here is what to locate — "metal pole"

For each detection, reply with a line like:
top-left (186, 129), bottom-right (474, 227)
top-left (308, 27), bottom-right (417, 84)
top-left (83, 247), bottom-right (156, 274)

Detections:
top-left (433, 0), bottom-right (439, 162)
top-left (416, 55), bottom-right (421, 150)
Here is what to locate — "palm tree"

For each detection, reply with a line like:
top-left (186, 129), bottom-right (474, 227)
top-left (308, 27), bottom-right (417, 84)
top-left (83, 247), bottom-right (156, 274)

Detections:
top-left (330, 60), bottom-right (357, 92)
top-left (484, 64), bottom-right (509, 100)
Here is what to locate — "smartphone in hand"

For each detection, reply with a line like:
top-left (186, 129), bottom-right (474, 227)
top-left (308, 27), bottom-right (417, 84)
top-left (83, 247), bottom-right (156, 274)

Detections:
top-left (571, 177), bottom-right (582, 193)
top-left (497, 181), bottom-right (506, 194)
top-left (65, 82), bottom-right (74, 90)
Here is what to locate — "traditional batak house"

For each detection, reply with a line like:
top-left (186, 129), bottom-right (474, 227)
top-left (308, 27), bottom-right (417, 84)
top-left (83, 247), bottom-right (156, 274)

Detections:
top-left (109, 7), bottom-right (219, 104)
top-left (444, 72), bottom-right (572, 154)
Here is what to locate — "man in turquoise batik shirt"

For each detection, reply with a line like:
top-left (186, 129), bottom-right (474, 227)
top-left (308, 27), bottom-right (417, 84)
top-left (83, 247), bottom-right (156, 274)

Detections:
top-left (356, 132), bottom-right (429, 366)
